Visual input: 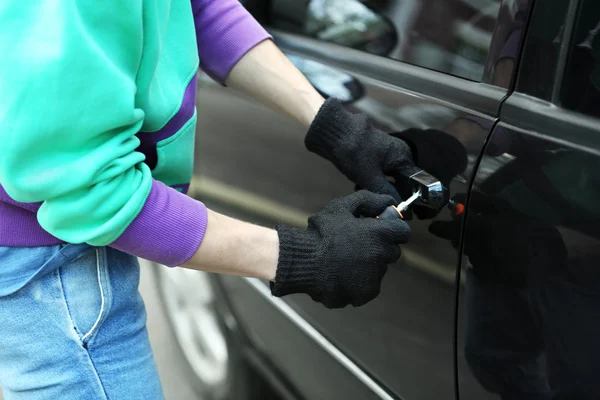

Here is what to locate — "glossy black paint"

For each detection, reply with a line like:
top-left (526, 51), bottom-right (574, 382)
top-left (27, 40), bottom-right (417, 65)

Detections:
top-left (457, 124), bottom-right (600, 400)
top-left (195, 65), bottom-right (486, 398)
top-left (458, 0), bottom-right (600, 398)
top-left (188, 0), bottom-right (569, 399)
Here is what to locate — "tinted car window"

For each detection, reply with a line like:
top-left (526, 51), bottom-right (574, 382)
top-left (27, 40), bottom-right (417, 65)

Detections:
top-left (516, 0), bottom-right (573, 101)
top-left (561, 0), bottom-right (600, 118)
top-left (270, 0), bottom-right (529, 83)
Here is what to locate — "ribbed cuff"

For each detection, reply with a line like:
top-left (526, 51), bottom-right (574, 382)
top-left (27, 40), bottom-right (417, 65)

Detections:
top-left (270, 225), bottom-right (320, 298)
top-left (111, 180), bottom-right (208, 267)
top-left (304, 97), bottom-right (359, 162)
top-left (192, 0), bottom-right (272, 83)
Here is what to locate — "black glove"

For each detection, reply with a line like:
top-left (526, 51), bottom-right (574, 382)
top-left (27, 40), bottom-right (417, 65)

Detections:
top-left (429, 192), bottom-right (567, 286)
top-left (305, 98), bottom-right (419, 202)
top-left (389, 128), bottom-right (467, 219)
top-left (271, 190), bottom-right (411, 308)
top-left (349, 127), bottom-right (468, 220)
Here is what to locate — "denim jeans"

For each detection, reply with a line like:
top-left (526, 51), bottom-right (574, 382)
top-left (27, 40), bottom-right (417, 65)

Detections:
top-left (0, 245), bottom-right (164, 400)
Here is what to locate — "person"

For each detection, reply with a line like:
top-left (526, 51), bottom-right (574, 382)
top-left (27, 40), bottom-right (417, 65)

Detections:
top-left (0, 1), bottom-right (418, 399)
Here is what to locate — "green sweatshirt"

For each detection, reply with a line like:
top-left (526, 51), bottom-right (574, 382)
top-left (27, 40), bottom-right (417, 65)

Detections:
top-left (0, 0), bottom-right (270, 269)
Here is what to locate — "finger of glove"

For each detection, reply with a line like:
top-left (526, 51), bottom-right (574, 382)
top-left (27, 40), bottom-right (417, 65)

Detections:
top-left (335, 189), bottom-right (397, 217)
top-left (428, 220), bottom-right (458, 241)
top-left (390, 129), bottom-right (468, 183)
top-left (388, 246), bottom-right (402, 264)
top-left (358, 173), bottom-right (402, 203)
top-left (380, 139), bottom-right (419, 175)
top-left (366, 218), bottom-right (411, 244)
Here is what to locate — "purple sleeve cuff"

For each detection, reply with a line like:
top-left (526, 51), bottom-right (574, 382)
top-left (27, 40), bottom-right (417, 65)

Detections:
top-left (496, 28), bottom-right (522, 63)
top-left (111, 180), bottom-right (208, 267)
top-left (191, 0), bottom-right (272, 83)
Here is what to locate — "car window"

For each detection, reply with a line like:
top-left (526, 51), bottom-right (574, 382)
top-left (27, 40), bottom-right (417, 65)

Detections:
top-left (270, 0), bottom-right (530, 83)
top-left (560, 0), bottom-right (600, 118)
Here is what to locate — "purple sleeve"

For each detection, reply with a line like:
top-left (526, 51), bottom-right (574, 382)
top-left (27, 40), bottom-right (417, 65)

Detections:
top-left (191, 0), bottom-right (272, 83)
top-left (497, 28), bottom-right (522, 63)
top-left (111, 180), bottom-right (208, 267)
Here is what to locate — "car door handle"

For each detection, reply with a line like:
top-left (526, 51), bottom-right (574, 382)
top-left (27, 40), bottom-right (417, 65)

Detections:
top-left (408, 170), bottom-right (446, 210)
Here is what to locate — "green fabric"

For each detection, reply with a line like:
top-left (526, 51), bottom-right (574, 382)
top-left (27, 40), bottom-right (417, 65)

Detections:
top-left (153, 112), bottom-right (197, 187)
top-left (0, 1), bottom-right (199, 245)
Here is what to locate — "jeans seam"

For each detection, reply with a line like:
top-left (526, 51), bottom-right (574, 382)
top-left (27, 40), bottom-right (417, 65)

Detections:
top-left (57, 268), bottom-right (79, 336)
top-left (56, 260), bottom-right (109, 400)
top-left (81, 249), bottom-right (106, 342)
top-left (85, 248), bottom-right (113, 348)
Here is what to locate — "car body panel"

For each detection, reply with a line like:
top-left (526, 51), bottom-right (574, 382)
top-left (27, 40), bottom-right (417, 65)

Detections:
top-left (192, 1), bottom-right (533, 399)
top-left (458, 0), bottom-right (600, 397)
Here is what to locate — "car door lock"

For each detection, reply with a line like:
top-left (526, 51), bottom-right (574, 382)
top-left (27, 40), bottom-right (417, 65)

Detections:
top-left (408, 170), bottom-right (445, 210)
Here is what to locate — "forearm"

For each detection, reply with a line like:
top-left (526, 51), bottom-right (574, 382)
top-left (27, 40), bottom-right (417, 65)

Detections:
top-left (183, 209), bottom-right (279, 281)
top-left (225, 40), bottom-right (325, 128)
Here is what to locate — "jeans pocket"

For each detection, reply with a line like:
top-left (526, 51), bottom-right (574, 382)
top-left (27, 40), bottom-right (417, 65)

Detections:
top-left (58, 247), bottom-right (112, 346)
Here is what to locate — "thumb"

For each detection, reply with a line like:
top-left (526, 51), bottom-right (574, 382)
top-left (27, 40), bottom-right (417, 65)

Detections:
top-left (338, 190), bottom-right (397, 218)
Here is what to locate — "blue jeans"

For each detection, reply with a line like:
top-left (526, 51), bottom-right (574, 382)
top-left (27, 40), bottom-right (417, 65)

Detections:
top-left (0, 245), bottom-right (164, 400)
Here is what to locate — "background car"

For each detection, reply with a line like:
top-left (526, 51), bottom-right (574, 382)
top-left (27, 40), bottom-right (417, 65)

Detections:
top-left (153, 0), bottom-right (600, 398)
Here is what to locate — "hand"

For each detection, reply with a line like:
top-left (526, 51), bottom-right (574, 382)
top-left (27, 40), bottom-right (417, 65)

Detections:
top-left (429, 192), bottom-right (567, 286)
top-left (388, 128), bottom-right (467, 219)
top-left (305, 98), bottom-right (419, 202)
top-left (271, 190), bottom-right (411, 308)
top-left (349, 127), bottom-right (468, 220)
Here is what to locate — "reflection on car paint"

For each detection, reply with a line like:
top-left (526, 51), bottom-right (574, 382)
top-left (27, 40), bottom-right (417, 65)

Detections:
top-left (456, 128), bottom-right (600, 400)
top-left (456, 1), bottom-right (600, 398)
top-left (276, 0), bottom-right (522, 82)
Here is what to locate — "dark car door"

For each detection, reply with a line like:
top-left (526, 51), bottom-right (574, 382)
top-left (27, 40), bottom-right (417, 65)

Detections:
top-left (457, 0), bottom-right (600, 398)
top-left (193, 1), bottom-right (531, 399)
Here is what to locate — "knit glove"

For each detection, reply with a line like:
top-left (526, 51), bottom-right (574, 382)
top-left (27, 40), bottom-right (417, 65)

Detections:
top-left (305, 98), bottom-right (419, 202)
top-left (351, 127), bottom-right (469, 220)
top-left (389, 128), bottom-right (468, 219)
top-left (271, 190), bottom-right (411, 308)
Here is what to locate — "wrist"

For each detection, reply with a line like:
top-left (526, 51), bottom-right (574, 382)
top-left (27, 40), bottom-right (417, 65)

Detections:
top-left (270, 224), bottom-right (320, 298)
top-left (184, 209), bottom-right (279, 281)
top-left (299, 91), bottom-right (326, 127)
top-left (305, 97), bottom-right (359, 162)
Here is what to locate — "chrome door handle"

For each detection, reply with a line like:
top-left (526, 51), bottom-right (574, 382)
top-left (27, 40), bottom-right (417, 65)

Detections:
top-left (407, 170), bottom-right (446, 211)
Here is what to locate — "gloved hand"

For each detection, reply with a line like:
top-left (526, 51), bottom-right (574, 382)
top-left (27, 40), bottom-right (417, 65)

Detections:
top-left (348, 127), bottom-right (468, 219)
top-left (429, 192), bottom-right (567, 286)
top-left (271, 190), bottom-right (411, 308)
top-left (389, 128), bottom-right (467, 219)
top-left (305, 98), bottom-right (419, 202)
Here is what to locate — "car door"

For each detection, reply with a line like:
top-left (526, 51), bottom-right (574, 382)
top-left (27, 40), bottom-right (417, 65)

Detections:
top-left (457, 0), bottom-right (600, 398)
top-left (193, 1), bottom-right (531, 399)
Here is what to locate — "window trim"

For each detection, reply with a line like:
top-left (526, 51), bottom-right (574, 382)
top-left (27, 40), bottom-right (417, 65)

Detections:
top-left (271, 30), bottom-right (507, 118)
top-left (500, 92), bottom-right (600, 155)
top-left (551, 0), bottom-right (582, 103)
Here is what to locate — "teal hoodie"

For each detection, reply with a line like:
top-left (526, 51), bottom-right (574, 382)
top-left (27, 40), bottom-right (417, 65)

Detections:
top-left (0, 0), bottom-right (270, 271)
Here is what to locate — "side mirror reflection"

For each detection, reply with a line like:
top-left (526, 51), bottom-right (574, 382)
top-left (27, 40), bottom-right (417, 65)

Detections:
top-left (287, 54), bottom-right (365, 104)
top-left (305, 0), bottom-right (398, 57)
